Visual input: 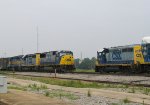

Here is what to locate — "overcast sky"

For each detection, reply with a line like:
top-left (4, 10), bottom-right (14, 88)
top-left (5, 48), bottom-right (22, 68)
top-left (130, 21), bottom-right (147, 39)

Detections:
top-left (0, 0), bottom-right (149, 58)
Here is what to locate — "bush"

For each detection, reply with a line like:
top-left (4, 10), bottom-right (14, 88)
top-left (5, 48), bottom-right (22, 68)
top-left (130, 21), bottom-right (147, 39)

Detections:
top-left (87, 89), bottom-right (91, 97)
top-left (123, 97), bottom-right (130, 103)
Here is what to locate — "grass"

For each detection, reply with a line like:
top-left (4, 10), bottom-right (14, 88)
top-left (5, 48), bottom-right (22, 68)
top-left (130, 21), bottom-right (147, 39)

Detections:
top-left (8, 85), bottom-right (27, 91)
top-left (8, 83), bottom-right (78, 100)
top-left (2, 71), bottom-right (150, 96)
top-left (74, 69), bottom-right (95, 73)
top-left (111, 98), bottom-right (131, 105)
top-left (45, 91), bottom-right (50, 96)
top-left (0, 71), bottom-right (11, 75)
top-left (123, 97), bottom-right (130, 103)
top-left (143, 88), bottom-right (150, 95)
top-left (11, 75), bottom-right (131, 89)
top-left (28, 84), bottom-right (48, 91)
top-left (8, 75), bottom-right (150, 94)
top-left (44, 89), bottom-right (79, 100)
top-left (128, 87), bottom-right (135, 93)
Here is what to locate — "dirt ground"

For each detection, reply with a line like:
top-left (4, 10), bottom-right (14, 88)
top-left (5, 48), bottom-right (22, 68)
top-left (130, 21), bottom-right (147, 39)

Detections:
top-left (0, 89), bottom-right (74, 105)
top-left (1, 77), bottom-right (150, 105)
top-left (7, 78), bottom-right (150, 105)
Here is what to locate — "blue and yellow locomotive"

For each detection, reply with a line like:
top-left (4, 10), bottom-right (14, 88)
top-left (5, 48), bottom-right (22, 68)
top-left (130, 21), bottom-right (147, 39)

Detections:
top-left (95, 37), bottom-right (150, 73)
top-left (0, 50), bottom-right (75, 72)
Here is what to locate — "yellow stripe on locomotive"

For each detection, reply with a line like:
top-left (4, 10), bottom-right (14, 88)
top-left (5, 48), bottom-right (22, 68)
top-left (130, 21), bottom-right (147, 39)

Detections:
top-left (133, 45), bottom-right (144, 65)
top-left (36, 53), bottom-right (41, 66)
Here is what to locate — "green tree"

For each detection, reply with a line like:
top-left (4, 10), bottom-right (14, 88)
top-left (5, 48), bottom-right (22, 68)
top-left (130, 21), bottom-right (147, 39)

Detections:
top-left (79, 58), bottom-right (92, 70)
top-left (91, 57), bottom-right (96, 69)
top-left (74, 58), bottom-right (80, 68)
top-left (75, 57), bottom-right (97, 70)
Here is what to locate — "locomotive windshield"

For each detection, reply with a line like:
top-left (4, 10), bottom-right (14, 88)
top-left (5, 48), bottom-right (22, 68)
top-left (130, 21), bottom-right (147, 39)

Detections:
top-left (142, 43), bottom-right (150, 62)
top-left (59, 51), bottom-right (73, 56)
top-left (97, 49), bottom-right (108, 64)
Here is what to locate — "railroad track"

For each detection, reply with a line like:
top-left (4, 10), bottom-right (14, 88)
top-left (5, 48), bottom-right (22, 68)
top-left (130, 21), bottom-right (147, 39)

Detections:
top-left (69, 72), bottom-right (150, 77)
top-left (8, 73), bottom-right (150, 88)
top-left (1, 70), bottom-right (150, 77)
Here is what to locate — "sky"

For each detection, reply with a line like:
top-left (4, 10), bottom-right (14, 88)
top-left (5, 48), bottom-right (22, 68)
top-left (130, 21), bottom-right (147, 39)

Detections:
top-left (0, 0), bottom-right (150, 58)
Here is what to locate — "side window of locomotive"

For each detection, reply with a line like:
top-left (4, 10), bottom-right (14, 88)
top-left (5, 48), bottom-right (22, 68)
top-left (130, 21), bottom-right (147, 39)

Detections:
top-left (60, 53), bottom-right (64, 56)
top-left (29, 57), bottom-right (32, 64)
top-left (122, 48), bottom-right (133, 52)
top-left (128, 48), bottom-right (133, 52)
top-left (69, 52), bottom-right (73, 56)
top-left (122, 48), bottom-right (127, 52)
top-left (56, 52), bottom-right (60, 57)
top-left (53, 52), bottom-right (56, 55)
top-left (40, 54), bottom-right (46, 58)
top-left (32, 55), bottom-right (36, 58)
top-left (147, 48), bottom-right (150, 56)
top-left (46, 53), bottom-right (51, 58)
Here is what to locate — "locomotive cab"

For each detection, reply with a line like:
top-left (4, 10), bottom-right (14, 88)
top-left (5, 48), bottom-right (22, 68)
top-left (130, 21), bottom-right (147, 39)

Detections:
top-left (142, 37), bottom-right (150, 62)
top-left (97, 49), bottom-right (109, 64)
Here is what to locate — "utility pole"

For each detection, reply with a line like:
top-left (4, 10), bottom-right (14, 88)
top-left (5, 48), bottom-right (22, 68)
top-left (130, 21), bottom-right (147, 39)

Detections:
top-left (37, 26), bottom-right (39, 53)
top-left (79, 52), bottom-right (83, 64)
top-left (81, 52), bottom-right (82, 61)
top-left (4, 52), bottom-right (6, 58)
top-left (22, 48), bottom-right (24, 55)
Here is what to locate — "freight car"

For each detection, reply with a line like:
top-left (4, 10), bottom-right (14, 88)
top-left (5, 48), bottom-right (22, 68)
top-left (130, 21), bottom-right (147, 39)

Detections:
top-left (95, 37), bottom-right (150, 73)
top-left (0, 50), bottom-right (75, 72)
top-left (0, 58), bottom-right (9, 70)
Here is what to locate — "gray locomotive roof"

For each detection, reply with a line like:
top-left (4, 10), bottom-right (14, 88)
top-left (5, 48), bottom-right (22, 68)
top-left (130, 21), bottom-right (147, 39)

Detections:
top-left (107, 44), bottom-right (140, 50)
top-left (41, 50), bottom-right (72, 54)
top-left (9, 55), bottom-right (24, 59)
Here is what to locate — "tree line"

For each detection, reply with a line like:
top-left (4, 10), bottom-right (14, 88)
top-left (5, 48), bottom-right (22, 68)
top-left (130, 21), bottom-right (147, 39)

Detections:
top-left (74, 57), bottom-right (97, 70)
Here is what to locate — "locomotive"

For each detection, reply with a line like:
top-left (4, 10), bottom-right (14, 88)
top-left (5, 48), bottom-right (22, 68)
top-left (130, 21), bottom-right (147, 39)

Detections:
top-left (95, 37), bottom-right (150, 73)
top-left (0, 50), bottom-right (75, 72)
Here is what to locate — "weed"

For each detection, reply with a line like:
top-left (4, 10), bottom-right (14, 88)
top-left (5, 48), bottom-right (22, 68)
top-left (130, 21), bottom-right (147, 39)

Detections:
top-left (125, 85), bottom-right (129, 88)
top-left (128, 87), bottom-right (135, 93)
top-left (8, 85), bottom-right (27, 91)
top-left (40, 84), bottom-right (48, 90)
top-left (75, 69), bottom-right (95, 73)
top-left (87, 89), bottom-right (91, 97)
top-left (46, 89), bottom-right (78, 100)
top-left (143, 100), bottom-right (145, 105)
top-left (131, 87), bottom-right (135, 93)
top-left (10, 75), bottom-right (150, 95)
top-left (45, 91), bottom-right (50, 97)
top-left (28, 84), bottom-right (40, 91)
top-left (143, 88), bottom-right (150, 95)
top-left (123, 97), bottom-right (130, 103)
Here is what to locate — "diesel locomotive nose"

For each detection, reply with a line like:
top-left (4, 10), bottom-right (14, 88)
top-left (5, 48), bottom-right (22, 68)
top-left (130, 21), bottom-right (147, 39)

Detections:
top-left (60, 55), bottom-right (74, 65)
